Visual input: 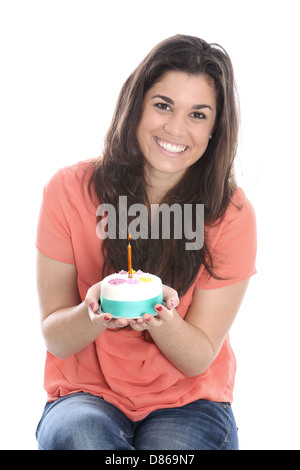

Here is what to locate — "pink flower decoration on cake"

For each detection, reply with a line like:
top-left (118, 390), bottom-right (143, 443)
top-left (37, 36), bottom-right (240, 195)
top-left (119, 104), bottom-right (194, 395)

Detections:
top-left (108, 278), bottom-right (126, 285)
top-left (118, 270), bottom-right (127, 274)
top-left (136, 270), bottom-right (144, 274)
top-left (126, 278), bottom-right (140, 285)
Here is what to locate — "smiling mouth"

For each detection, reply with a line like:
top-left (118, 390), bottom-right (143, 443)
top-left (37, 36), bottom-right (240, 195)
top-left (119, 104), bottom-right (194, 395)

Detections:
top-left (154, 137), bottom-right (188, 154)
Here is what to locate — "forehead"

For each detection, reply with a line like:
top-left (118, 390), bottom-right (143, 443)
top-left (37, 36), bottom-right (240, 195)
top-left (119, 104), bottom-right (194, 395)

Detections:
top-left (145, 71), bottom-right (216, 105)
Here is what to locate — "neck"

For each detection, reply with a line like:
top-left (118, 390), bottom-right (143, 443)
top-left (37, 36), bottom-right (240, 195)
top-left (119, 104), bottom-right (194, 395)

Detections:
top-left (144, 164), bottom-right (184, 204)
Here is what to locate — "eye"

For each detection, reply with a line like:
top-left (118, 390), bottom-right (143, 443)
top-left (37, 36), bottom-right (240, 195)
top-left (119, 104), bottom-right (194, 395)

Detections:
top-left (190, 111), bottom-right (206, 120)
top-left (154, 102), bottom-right (172, 112)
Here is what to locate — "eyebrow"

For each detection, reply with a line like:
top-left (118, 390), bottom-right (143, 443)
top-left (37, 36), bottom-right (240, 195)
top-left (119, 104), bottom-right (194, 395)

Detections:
top-left (151, 94), bottom-right (213, 111)
top-left (151, 94), bottom-right (175, 105)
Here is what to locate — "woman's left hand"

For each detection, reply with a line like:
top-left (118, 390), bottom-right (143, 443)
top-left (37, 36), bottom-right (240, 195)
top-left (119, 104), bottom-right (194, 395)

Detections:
top-left (128, 284), bottom-right (179, 331)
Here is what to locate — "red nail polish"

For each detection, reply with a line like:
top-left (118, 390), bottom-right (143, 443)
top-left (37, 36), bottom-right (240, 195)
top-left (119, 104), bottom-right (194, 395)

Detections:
top-left (104, 316), bottom-right (110, 321)
top-left (156, 306), bottom-right (163, 312)
top-left (146, 316), bottom-right (151, 322)
top-left (89, 303), bottom-right (95, 310)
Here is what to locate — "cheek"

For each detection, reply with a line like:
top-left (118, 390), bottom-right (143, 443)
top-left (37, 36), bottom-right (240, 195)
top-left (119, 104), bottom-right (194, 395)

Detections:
top-left (139, 107), bottom-right (162, 133)
top-left (194, 124), bottom-right (213, 146)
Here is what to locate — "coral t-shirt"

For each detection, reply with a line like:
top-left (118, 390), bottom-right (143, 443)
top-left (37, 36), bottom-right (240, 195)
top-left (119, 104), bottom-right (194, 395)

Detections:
top-left (36, 160), bottom-right (257, 421)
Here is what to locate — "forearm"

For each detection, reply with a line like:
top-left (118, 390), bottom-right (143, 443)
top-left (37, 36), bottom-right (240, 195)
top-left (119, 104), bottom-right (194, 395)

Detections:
top-left (41, 301), bottom-right (106, 360)
top-left (149, 310), bottom-right (215, 377)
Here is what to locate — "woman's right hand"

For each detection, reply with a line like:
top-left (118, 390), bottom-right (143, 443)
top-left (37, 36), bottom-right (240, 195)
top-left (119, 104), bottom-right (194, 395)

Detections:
top-left (85, 281), bottom-right (131, 329)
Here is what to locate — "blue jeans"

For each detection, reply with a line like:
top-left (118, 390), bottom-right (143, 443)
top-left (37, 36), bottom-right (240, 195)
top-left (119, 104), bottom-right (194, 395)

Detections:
top-left (36, 392), bottom-right (238, 450)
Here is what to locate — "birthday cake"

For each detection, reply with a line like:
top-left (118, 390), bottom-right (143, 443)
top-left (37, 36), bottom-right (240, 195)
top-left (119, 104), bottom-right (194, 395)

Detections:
top-left (99, 270), bottom-right (163, 318)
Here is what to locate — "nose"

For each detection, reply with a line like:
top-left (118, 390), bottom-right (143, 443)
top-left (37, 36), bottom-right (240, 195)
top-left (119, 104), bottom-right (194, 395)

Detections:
top-left (163, 112), bottom-right (186, 137)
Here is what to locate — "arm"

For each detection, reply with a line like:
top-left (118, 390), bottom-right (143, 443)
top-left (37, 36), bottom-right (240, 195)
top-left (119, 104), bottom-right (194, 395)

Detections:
top-left (129, 279), bottom-right (249, 377)
top-left (36, 251), bottom-right (131, 359)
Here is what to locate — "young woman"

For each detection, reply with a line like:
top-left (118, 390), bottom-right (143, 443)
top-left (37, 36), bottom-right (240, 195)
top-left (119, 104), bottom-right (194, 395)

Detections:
top-left (36, 35), bottom-right (256, 450)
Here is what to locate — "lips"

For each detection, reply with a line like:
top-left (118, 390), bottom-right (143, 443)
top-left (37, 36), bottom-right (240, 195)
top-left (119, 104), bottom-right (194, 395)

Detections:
top-left (154, 136), bottom-right (188, 154)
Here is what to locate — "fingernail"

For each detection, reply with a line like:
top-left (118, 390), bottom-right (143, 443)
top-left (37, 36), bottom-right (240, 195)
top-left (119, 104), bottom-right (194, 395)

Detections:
top-left (89, 303), bottom-right (95, 310)
top-left (104, 316), bottom-right (110, 321)
top-left (146, 316), bottom-right (152, 322)
top-left (156, 306), bottom-right (163, 312)
top-left (171, 300), bottom-right (175, 307)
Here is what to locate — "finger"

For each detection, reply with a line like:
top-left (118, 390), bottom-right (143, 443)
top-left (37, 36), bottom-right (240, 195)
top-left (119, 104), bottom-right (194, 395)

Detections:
top-left (155, 304), bottom-right (173, 321)
top-left (90, 311), bottom-right (112, 326)
top-left (162, 285), bottom-right (179, 309)
top-left (143, 314), bottom-right (160, 327)
top-left (167, 298), bottom-right (178, 310)
top-left (114, 318), bottom-right (130, 327)
top-left (128, 320), bottom-right (145, 331)
top-left (128, 316), bottom-right (154, 331)
top-left (85, 281), bottom-right (102, 312)
top-left (87, 302), bottom-right (99, 315)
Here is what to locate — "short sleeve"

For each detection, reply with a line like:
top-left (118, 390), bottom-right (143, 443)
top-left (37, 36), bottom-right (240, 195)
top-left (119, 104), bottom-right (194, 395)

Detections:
top-left (36, 169), bottom-right (75, 264)
top-left (196, 189), bottom-right (257, 289)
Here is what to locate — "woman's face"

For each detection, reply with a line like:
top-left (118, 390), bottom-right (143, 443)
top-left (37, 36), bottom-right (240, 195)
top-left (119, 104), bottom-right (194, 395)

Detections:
top-left (137, 71), bottom-right (217, 181)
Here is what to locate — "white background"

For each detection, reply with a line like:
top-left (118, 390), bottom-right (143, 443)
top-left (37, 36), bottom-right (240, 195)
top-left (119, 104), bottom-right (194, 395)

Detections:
top-left (0, 0), bottom-right (299, 450)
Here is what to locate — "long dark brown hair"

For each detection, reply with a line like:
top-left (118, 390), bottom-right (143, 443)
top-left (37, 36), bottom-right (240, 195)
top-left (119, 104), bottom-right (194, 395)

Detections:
top-left (89, 34), bottom-right (239, 297)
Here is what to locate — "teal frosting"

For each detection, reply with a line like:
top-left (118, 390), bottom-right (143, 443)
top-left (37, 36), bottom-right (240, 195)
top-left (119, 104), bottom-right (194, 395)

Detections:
top-left (100, 293), bottom-right (163, 318)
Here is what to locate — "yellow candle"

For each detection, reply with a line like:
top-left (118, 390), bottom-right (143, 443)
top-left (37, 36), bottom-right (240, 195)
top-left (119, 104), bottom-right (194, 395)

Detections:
top-left (128, 233), bottom-right (133, 278)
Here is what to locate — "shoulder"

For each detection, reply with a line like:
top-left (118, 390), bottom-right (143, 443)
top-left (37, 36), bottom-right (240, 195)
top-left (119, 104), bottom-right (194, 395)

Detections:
top-left (216, 186), bottom-right (257, 250)
top-left (218, 187), bottom-right (256, 241)
top-left (205, 187), bottom-right (256, 251)
top-left (43, 159), bottom-right (97, 207)
top-left (36, 159), bottom-right (98, 264)
top-left (45, 159), bottom-right (96, 192)
top-left (197, 187), bottom-right (257, 288)
top-left (226, 187), bottom-right (256, 224)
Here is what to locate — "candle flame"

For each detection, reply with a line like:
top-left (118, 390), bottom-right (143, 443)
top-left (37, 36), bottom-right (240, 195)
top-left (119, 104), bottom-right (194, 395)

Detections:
top-left (128, 233), bottom-right (131, 242)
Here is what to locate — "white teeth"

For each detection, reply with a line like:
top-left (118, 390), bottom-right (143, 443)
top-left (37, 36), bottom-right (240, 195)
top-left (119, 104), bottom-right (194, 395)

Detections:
top-left (155, 137), bottom-right (187, 153)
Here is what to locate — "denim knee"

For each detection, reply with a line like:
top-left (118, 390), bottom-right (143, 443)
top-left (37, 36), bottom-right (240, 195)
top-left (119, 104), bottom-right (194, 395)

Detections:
top-left (36, 393), bottom-right (134, 450)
